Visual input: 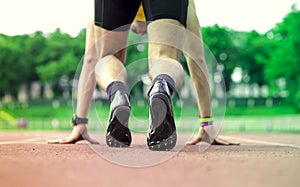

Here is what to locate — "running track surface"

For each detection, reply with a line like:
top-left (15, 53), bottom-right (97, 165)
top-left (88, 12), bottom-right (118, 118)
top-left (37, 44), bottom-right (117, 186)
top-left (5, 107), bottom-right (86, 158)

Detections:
top-left (0, 131), bottom-right (299, 187)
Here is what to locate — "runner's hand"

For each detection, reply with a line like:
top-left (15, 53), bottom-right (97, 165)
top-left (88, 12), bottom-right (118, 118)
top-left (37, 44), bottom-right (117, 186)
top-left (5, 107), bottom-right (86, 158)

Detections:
top-left (186, 127), bottom-right (240, 145)
top-left (47, 124), bottom-right (99, 144)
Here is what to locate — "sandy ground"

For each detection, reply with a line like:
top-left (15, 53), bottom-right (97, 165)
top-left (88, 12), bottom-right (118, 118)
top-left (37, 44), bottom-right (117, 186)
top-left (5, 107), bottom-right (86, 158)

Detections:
top-left (0, 131), bottom-right (300, 187)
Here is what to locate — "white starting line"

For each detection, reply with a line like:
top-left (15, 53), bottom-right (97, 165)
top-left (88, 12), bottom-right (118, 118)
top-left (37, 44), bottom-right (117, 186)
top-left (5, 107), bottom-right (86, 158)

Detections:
top-left (1, 136), bottom-right (300, 149)
top-left (0, 137), bottom-right (45, 145)
top-left (222, 136), bottom-right (300, 149)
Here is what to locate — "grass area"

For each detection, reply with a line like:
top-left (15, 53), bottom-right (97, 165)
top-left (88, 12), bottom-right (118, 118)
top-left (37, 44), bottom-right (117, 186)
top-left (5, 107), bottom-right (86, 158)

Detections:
top-left (225, 106), bottom-right (297, 116)
top-left (0, 103), bottom-right (299, 132)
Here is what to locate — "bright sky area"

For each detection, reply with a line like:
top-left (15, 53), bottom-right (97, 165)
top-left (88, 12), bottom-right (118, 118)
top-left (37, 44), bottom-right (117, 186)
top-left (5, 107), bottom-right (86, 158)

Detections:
top-left (0, 0), bottom-right (299, 37)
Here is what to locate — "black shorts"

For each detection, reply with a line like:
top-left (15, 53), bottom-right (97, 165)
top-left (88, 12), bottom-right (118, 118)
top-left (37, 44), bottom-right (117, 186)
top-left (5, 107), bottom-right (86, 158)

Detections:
top-left (94, 0), bottom-right (188, 30)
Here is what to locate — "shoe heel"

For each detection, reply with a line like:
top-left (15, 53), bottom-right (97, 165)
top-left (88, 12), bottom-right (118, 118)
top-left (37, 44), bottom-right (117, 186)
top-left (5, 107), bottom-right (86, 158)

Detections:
top-left (106, 106), bottom-right (131, 148)
top-left (148, 93), bottom-right (177, 151)
top-left (112, 106), bottom-right (130, 126)
top-left (150, 96), bottom-right (168, 128)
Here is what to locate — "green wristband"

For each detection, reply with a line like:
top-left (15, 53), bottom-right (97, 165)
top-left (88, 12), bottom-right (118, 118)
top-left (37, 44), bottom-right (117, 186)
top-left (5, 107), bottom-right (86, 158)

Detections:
top-left (199, 117), bottom-right (214, 123)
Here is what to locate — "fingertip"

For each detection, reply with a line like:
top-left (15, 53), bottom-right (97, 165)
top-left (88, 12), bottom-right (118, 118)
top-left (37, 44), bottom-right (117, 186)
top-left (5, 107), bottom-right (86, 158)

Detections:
top-left (47, 140), bottom-right (59, 144)
top-left (186, 141), bottom-right (197, 145)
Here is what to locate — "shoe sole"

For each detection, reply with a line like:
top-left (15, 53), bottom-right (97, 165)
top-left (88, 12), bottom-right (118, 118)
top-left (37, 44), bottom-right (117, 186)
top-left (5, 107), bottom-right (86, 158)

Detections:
top-left (148, 93), bottom-right (177, 151)
top-left (106, 106), bottom-right (131, 148)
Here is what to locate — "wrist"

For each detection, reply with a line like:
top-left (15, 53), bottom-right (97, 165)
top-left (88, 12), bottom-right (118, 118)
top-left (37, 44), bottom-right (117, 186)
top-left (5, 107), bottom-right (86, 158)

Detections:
top-left (198, 116), bottom-right (214, 128)
top-left (72, 114), bottom-right (88, 126)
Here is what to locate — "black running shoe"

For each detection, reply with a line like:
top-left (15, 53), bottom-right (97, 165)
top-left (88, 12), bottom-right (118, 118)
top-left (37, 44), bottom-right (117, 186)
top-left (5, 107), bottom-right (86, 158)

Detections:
top-left (106, 90), bottom-right (131, 147)
top-left (147, 79), bottom-right (177, 151)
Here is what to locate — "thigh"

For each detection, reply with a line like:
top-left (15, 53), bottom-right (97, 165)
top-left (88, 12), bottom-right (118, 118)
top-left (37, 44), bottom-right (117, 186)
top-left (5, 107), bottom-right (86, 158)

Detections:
top-left (142, 0), bottom-right (188, 27)
top-left (94, 25), bottom-right (129, 63)
top-left (95, 0), bottom-right (141, 30)
top-left (147, 19), bottom-right (184, 62)
top-left (143, 0), bottom-right (188, 60)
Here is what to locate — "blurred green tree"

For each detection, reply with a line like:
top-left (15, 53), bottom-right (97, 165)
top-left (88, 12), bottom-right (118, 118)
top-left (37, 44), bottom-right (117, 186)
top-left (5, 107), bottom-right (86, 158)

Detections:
top-left (35, 28), bottom-right (84, 97)
top-left (202, 24), bottom-right (239, 91)
top-left (263, 6), bottom-right (300, 110)
top-left (0, 34), bottom-right (35, 97)
top-left (232, 30), bottom-right (269, 86)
